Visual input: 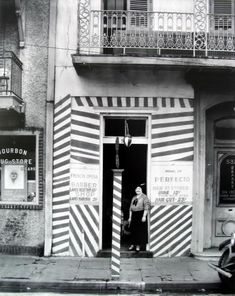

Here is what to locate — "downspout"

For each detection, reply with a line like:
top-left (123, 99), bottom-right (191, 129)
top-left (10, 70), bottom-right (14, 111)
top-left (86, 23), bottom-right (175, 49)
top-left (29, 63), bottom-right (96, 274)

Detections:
top-left (44, 0), bottom-right (57, 256)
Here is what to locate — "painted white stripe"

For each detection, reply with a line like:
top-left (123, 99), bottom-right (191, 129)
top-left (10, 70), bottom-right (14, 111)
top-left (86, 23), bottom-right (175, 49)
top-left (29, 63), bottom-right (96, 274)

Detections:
top-left (165, 98), bottom-right (171, 108)
top-left (52, 243), bottom-right (69, 254)
top-left (54, 107), bottom-right (71, 124)
top-left (71, 146), bottom-right (99, 156)
top-left (113, 222), bottom-right (121, 232)
top-left (112, 97), bottom-right (118, 107)
top-left (72, 114), bottom-right (100, 126)
top-left (171, 234), bottom-right (192, 255)
top-left (152, 116), bottom-right (193, 125)
top-left (69, 232), bottom-right (83, 256)
top-left (102, 97), bottom-right (108, 107)
top-left (53, 156), bottom-right (70, 167)
top-left (52, 211), bottom-right (70, 219)
top-left (54, 146), bottom-right (71, 158)
top-left (52, 218), bottom-right (70, 226)
top-left (54, 117), bottom-right (71, 132)
top-left (121, 97), bottom-right (127, 107)
top-left (53, 203), bottom-right (70, 211)
top-left (70, 134), bottom-right (99, 145)
top-left (52, 226), bottom-right (70, 235)
top-left (152, 141), bottom-right (193, 154)
top-left (113, 231), bottom-right (121, 240)
top-left (130, 97), bottom-right (135, 106)
top-left (54, 126), bottom-right (71, 140)
top-left (139, 97), bottom-right (144, 107)
top-left (54, 136), bottom-right (71, 149)
top-left (152, 132), bottom-right (194, 144)
top-left (89, 205), bottom-right (99, 222)
top-left (53, 233), bottom-right (70, 244)
top-left (71, 125), bottom-right (100, 136)
top-left (152, 124), bottom-right (193, 134)
top-left (112, 256), bottom-right (121, 265)
top-left (152, 151), bottom-right (193, 161)
top-left (111, 265), bottom-right (120, 273)
top-left (112, 240), bottom-right (120, 249)
top-left (183, 98), bottom-right (191, 109)
top-left (70, 213), bottom-right (84, 255)
top-left (156, 107), bottom-right (193, 114)
top-left (53, 164), bottom-right (70, 175)
top-left (71, 152), bottom-right (99, 161)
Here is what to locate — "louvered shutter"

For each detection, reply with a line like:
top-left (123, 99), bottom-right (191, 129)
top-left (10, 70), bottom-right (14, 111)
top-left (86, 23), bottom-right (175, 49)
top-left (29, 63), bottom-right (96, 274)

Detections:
top-left (129, 0), bottom-right (148, 27)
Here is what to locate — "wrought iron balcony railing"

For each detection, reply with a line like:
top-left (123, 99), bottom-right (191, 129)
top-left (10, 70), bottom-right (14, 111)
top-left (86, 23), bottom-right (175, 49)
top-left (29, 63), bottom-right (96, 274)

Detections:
top-left (79, 10), bottom-right (235, 57)
top-left (0, 51), bottom-right (24, 113)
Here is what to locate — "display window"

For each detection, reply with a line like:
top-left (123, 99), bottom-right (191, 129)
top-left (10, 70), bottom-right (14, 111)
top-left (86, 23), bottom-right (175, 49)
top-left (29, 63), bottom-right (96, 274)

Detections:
top-left (0, 130), bottom-right (43, 209)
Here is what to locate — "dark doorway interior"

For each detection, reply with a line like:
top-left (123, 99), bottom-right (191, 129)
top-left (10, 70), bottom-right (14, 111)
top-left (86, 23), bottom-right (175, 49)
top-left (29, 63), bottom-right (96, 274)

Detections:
top-left (102, 143), bottom-right (147, 249)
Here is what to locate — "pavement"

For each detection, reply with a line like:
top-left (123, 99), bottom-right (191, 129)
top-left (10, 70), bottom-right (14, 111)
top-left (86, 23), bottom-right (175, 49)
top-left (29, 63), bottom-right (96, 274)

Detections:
top-left (0, 254), bottom-right (223, 293)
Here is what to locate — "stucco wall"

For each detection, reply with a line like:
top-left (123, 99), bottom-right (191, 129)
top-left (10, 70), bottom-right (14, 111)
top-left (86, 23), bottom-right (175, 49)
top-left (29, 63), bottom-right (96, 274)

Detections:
top-left (0, 0), bottom-right (49, 251)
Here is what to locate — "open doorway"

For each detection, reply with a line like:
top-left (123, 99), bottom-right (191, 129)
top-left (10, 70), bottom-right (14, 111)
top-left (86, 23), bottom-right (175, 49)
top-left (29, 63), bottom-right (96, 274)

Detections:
top-left (102, 143), bottom-right (147, 249)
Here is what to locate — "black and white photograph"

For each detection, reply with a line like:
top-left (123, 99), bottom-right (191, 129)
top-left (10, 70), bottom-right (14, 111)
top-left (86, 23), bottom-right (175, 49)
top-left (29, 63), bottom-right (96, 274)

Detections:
top-left (0, 0), bottom-right (235, 295)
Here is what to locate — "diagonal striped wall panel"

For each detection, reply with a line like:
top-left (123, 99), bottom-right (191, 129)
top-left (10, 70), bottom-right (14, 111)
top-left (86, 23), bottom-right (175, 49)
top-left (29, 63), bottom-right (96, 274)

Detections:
top-left (52, 95), bottom-right (72, 255)
top-left (69, 205), bottom-right (99, 257)
top-left (150, 205), bottom-right (193, 257)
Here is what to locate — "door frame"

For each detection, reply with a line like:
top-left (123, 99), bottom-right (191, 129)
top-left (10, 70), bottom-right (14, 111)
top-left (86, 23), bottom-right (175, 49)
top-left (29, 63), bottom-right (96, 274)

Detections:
top-left (100, 112), bottom-right (152, 249)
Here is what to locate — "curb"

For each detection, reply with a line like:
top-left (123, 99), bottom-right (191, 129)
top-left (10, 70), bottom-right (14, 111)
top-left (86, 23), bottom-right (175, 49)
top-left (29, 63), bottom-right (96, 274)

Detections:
top-left (0, 279), bottom-right (222, 293)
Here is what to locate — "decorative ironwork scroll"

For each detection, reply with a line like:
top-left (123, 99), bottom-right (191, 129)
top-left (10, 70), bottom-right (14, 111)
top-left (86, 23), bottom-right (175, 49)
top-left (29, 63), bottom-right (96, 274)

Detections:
top-left (78, 0), bottom-right (90, 53)
top-left (194, 0), bottom-right (207, 54)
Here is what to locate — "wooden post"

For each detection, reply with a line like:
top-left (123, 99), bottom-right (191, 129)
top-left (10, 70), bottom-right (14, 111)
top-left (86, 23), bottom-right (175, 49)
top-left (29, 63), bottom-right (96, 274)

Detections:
top-left (111, 169), bottom-right (124, 279)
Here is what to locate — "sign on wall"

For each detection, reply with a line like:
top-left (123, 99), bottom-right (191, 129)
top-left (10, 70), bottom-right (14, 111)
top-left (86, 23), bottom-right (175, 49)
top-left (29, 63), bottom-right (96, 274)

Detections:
top-left (151, 161), bottom-right (193, 205)
top-left (219, 154), bottom-right (235, 204)
top-left (70, 164), bottom-right (99, 205)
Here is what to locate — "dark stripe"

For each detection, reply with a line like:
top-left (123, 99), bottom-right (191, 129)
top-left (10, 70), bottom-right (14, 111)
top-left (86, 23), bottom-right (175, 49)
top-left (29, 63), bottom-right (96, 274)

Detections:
top-left (53, 159), bottom-right (70, 170)
top-left (86, 96), bottom-right (93, 106)
top-left (71, 148), bottom-right (98, 157)
top-left (126, 97), bottom-right (131, 107)
top-left (53, 176), bottom-right (70, 184)
top-left (72, 109), bottom-right (99, 120)
top-left (135, 97), bottom-right (138, 107)
top-left (79, 205), bottom-right (99, 243)
top-left (53, 140), bottom-right (71, 153)
top-left (152, 128), bottom-right (194, 139)
top-left (54, 122), bottom-right (71, 136)
top-left (74, 97), bottom-right (83, 106)
top-left (152, 112), bottom-right (194, 120)
top-left (144, 97), bottom-right (148, 107)
top-left (189, 99), bottom-right (194, 108)
top-left (53, 150), bottom-right (70, 162)
top-left (71, 139), bottom-right (99, 152)
top-left (54, 94), bottom-right (71, 109)
top-left (52, 230), bottom-right (69, 239)
top-left (53, 168), bottom-right (70, 178)
top-left (179, 98), bottom-right (186, 107)
top-left (152, 120), bottom-right (194, 129)
top-left (151, 146), bottom-right (193, 158)
top-left (86, 206), bottom-right (99, 227)
top-left (117, 97), bottom-right (122, 107)
top-left (108, 97), bottom-right (113, 107)
top-left (162, 97), bottom-right (166, 107)
top-left (52, 238), bottom-right (69, 248)
top-left (52, 222), bottom-right (70, 230)
top-left (152, 137), bottom-right (194, 149)
top-left (72, 129), bottom-right (99, 140)
top-left (69, 238), bottom-right (80, 256)
top-left (53, 215), bottom-right (69, 222)
top-left (53, 246), bottom-right (69, 254)
top-left (53, 190), bottom-right (70, 199)
top-left (171, 239), bottom-right (191, 257)
top-left (170, 98), bottom-right (175, 107)
top-left (52, 207), bottom-right (70, 214)
top-left (177, 155), bottom-right (193, 161)
top-left (97, 97), bottom-right (103, 107)
top-left (71, 155), bottom-right (99, 164)
top-left (53, 131), bottom-right (71, 145)
top-left (153, 97), bottom-right (158, 108)
top-left (54, 113), bottom-right (71, 129)
top-left (71, 118), bottom-right (99, 130)
top-left (53, 181), bottom-right (70, 190)
top-left (53, 200), bottom-right (70, 207)
top-left (54, 102), bottom-right (71, 119)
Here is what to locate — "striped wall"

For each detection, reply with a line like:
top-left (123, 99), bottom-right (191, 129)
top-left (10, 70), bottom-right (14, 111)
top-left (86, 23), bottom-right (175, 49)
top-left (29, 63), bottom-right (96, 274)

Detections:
top-left (150, 99), bottom-right (194, 257)
top-left (52, 95), bottom-right (194, 257)
top-left (52, 95), bottom-right (71, 255)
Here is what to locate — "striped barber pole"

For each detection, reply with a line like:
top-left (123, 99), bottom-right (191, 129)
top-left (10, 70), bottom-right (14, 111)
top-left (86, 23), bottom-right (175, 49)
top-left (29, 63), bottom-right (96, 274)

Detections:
top-left (111, 169), bottom-right (123, 279)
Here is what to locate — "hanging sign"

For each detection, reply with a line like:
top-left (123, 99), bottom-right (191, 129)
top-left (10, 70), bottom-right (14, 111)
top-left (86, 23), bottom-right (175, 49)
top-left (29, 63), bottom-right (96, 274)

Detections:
top-left (70, 164), bottom-right (99, 205)
top-left (151, 161), bottom-right (193, 205)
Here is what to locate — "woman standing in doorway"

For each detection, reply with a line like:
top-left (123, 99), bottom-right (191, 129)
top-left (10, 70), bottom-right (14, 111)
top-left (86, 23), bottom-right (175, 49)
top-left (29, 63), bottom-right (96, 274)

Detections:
top-left (128, 185), bottom-right (150, 252)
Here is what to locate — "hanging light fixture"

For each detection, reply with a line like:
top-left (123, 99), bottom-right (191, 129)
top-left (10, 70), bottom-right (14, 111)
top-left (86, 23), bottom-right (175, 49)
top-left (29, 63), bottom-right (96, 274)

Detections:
top-left (123, 119), bottom-right (132, 147)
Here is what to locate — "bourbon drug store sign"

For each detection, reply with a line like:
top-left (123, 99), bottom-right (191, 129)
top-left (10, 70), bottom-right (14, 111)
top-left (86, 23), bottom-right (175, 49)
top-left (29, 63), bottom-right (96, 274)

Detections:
top-left (151, 162), bottom-right (193, 205)
top-left (70, 164), bottom-right (99, 205)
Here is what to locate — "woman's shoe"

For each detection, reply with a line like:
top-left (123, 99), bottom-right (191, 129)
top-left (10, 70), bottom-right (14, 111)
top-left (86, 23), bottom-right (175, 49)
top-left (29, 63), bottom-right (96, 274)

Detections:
top-left (136, 245), bottom-right (140, 252)
top-left (128, 245), bottom-right (135, 251)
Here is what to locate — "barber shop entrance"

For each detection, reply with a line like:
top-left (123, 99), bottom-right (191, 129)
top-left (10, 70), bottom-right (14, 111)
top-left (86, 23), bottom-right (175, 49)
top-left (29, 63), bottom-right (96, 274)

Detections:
top-left (101, 116), bottom-right (149, 251)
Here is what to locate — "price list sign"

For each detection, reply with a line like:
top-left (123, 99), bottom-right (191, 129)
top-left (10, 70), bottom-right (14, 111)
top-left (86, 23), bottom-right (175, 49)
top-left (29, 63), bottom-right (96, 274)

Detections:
top-left (219, 155), bottom-right (235, 204)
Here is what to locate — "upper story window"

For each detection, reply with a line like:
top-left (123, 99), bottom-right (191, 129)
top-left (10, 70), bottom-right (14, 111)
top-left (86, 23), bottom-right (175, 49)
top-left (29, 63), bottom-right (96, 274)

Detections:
top-left (215, 118), bottom-right (235, 141)
top-left (210, 0), bottom-right (235, 31)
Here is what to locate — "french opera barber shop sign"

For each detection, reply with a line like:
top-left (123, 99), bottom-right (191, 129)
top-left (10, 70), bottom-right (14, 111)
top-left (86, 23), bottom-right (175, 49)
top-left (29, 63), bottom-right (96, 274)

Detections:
top-left (0, 135), bottom-right (36, 203)
top-left (151, 161), bottom-right (193, 205)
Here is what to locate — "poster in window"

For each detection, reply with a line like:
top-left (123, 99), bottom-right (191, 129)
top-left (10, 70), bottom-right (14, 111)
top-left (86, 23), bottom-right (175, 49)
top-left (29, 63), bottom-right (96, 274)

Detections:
top-left (219, 154), bottom-right (235, 204)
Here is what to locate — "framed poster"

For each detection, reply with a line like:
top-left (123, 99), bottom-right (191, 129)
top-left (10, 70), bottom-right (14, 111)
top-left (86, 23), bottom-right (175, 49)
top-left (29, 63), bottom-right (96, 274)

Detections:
top-left (1, 164), bottom-right (27, 202)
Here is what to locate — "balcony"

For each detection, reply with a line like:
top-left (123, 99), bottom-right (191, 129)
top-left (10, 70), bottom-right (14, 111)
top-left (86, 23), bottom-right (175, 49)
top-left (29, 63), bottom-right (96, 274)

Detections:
top-left (0, 51), bottom-right (24, 114)
top-left (78, 10), bottom-right (235, 59)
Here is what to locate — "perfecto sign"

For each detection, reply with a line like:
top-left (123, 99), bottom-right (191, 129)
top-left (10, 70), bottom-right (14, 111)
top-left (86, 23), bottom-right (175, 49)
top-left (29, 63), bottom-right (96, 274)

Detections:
top-left (151, 161), bottom-right (193, 205)
top-left (70, 164), bottom-right (99, 205)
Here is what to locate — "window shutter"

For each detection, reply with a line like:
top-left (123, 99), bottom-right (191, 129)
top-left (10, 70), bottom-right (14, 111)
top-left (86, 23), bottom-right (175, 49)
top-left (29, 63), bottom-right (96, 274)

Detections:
top-left (214, 0), bottom-right (232, 14)
top-left (129, 0), bottom-right (148, 11)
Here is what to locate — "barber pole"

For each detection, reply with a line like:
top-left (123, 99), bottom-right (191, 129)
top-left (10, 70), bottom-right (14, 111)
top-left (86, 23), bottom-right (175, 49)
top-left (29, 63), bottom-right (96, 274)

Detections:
top-left (111, 169), bottom-right (124, 279)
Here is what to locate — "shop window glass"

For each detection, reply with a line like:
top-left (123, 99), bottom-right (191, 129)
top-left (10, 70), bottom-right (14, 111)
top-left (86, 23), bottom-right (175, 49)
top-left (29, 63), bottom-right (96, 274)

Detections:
top-left (0, 131), bottom-right (41, 207)
top-left (104, 118), bottom-right (146, 137)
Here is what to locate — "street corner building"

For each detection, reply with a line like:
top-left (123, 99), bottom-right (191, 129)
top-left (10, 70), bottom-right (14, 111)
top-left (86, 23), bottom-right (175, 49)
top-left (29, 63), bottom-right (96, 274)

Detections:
top-left (0, 0), bottom-right (235, 260)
